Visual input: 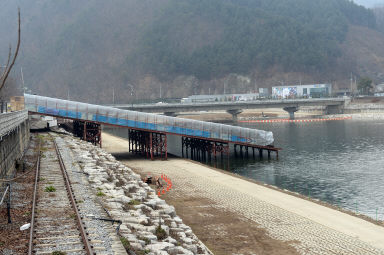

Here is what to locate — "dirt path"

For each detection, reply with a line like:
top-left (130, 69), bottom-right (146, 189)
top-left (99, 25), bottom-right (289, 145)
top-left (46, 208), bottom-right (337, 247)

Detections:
top-left (102, 132), bottom-right (384, 255)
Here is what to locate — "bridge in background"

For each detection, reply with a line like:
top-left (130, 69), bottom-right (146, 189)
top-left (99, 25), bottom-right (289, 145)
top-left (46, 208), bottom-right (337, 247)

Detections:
top-left (111, 98), bottom-right (347, 120)
top-left (24, 94), bottom-right (280, 167)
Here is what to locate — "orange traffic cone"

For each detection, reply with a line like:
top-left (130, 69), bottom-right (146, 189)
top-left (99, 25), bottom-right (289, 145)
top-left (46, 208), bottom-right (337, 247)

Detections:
top-left (162, 188), bottom-right (165, 194)
top-left (157, 190), bottom-right (161, 197)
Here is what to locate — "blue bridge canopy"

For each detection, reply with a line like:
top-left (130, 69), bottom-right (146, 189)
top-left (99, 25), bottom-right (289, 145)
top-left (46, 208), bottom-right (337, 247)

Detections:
top-left (24, 94), bottom-right (274, 146)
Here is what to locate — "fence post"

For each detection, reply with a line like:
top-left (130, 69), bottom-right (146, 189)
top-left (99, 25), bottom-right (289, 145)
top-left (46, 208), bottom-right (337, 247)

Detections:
top-left (7, 184), bottom-right (11, 223)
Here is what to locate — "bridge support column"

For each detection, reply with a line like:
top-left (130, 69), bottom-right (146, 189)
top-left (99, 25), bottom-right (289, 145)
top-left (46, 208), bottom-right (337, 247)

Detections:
top-left (182, 137), bottom-right (229, 169)
top-left (326, 105), bottom-right (343, 115)
top-left (227, 109), bottom-right (243, 122)
top-left (234, 144), bottom-right (279, 160)
top-left (164, 112), bottom-right (177, 117)
top-left (283, 107), bottom-right (298, 120)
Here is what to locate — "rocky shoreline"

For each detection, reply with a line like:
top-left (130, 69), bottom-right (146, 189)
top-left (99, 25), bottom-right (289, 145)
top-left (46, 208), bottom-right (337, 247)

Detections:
top-left (61, 132), bottom-right (212, 255)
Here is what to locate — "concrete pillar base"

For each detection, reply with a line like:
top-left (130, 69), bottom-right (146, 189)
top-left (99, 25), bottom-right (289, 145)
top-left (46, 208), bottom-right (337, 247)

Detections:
top-left (283, 107), bottom-right (298, 120)
top-left (326, 105), bottom-right (343, 115)
top-left (164, 112), bottom-right (178, 117)
top-left (227, 109), bottom-right (243, 122)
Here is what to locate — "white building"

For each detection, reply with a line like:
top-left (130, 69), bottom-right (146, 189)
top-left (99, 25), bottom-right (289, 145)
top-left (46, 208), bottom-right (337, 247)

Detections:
top-left (272, 84), bottom-right (332, 98)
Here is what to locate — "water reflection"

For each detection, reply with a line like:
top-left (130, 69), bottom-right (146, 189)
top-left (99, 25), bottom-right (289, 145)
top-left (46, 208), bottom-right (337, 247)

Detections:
top-left (235, 120), bottom-right (384, 219)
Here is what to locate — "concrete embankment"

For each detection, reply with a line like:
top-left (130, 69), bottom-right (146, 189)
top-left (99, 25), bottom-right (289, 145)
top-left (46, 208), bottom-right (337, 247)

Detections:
top-left (0, 111), bottom-right (30, 179)
top-left (102, 132), bottom-right (384, 255)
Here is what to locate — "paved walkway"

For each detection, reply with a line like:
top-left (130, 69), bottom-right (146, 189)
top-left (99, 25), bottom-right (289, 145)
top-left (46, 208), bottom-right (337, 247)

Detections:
top-left (103, 133), bottom-right (384, 255)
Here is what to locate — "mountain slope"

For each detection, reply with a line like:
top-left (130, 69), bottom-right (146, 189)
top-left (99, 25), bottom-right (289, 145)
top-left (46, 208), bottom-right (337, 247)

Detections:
top-left (0, 0), bottom-right (383, 103)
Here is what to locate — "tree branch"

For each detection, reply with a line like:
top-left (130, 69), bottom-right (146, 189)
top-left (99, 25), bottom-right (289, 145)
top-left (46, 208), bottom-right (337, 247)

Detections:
top-left (0, 46), bottom-right (12, 82)
top-left (0, 8), bottom-right (21, 91)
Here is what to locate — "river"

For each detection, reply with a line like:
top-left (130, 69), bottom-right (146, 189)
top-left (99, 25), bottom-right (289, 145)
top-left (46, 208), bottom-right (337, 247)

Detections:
top-left (104, 119), bottom-right (384, 220)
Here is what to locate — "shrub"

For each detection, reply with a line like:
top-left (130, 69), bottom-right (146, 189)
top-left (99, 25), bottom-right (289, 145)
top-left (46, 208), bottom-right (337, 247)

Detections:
top-left (155, 226), bottom-right (167, 240)
top-left (96, 191), bottom-right (105, 197)
top-left (44, 186), bottom-right (56, 192)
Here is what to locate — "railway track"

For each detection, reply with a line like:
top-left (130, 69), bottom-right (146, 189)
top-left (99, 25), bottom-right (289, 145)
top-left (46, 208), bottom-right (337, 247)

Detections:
top-left (27, 133), bottom-right (128, 255)
top-left (28, 134), bottom-right (94, 255)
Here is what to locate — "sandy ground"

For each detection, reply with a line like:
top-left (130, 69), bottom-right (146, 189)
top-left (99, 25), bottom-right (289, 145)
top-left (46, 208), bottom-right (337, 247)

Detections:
top-left (102, 132), bottom-right (384, 255)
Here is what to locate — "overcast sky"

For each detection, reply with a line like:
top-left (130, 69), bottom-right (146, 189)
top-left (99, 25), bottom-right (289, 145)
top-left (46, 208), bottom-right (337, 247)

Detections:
top-left (354, 0), bottom-right (384, 7)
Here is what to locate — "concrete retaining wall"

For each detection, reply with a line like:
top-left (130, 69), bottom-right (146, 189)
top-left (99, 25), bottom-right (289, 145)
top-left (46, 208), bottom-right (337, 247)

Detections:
top-left (0, 110), bottom-right (30, 179)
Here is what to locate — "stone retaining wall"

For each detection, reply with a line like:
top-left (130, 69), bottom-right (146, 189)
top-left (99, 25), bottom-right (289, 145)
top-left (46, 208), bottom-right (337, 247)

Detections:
top-left (62, 134), bottom-right (213, 255)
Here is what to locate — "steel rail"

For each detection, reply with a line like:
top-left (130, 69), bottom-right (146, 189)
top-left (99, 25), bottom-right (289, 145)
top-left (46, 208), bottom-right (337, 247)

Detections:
top-left (28, 141), bottom-right (40, 255)
top-left (53, 137), bottom-right (94, 255)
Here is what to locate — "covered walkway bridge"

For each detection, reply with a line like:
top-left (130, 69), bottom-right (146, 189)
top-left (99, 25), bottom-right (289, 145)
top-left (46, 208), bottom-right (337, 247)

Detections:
top-left (24, 94), bottom-right (279, 161)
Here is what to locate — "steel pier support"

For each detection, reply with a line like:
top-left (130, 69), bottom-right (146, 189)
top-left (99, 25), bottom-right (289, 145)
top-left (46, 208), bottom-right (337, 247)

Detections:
top-left (128, 130), bottom-right (167, 160)
top-left (182, 137), bottom-right (230, 169)
top-left (73, 120), bottom-right (102, 147)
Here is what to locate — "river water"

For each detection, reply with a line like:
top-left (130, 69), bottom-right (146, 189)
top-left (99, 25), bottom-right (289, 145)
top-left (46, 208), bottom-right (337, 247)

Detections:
top-left (104, 119), bottom-right (384, 220)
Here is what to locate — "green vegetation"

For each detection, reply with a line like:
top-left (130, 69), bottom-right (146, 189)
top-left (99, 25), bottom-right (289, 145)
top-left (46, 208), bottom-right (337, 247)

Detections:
top-left (124, 199), bottom-right (141, 211)
top-left (155, 225), bottom-right (167, 240)
top-left (44, 186), bottom-right (56, 192)
top-left (138, 236), bottom-right (151, 245)
top-left (96, 191), bottom-right (106, 197)
top-left (128, 200), bottom-right (141, 206)
top-left (120, 236), bottom-right (130, 251)
top-left (136, 250), bottom-right (150, 255)
top-left (51, 251), bottom-right (66, 255)
top-left (127, 0), bottom-right (376, 80)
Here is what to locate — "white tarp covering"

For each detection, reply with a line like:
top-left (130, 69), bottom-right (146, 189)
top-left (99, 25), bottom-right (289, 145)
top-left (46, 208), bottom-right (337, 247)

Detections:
top-left (24, 94), bottom-right (274, 146)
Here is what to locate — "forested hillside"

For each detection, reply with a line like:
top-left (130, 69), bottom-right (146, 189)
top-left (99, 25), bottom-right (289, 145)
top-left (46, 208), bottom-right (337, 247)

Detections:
top-left (128, 0), bottom-right (375, 80)
top-left (0, 0), bottom-right (383, 103)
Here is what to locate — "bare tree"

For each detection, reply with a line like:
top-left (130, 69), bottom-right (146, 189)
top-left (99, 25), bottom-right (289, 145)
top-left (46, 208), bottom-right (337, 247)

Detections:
top-left (0, 8), bottom-right (21, 92)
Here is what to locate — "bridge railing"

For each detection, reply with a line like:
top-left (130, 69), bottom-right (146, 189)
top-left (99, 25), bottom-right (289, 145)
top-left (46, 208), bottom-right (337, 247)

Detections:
top-left (25, 94), bottom-right (274, 146)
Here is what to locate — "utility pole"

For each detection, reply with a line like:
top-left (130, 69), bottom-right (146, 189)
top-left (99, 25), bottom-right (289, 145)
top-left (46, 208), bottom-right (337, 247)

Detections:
top-left (20, 66), bottom-right (25, 93)
top-left (160, 84), bottom-right (162, 99)
top-left (350, 73), bottom-right (353, 95)
top-left (112, 87), bottom-right (115, 104)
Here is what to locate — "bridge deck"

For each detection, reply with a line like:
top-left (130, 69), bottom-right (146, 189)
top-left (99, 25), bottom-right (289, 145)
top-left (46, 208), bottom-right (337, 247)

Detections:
top-left (24, 94), bottom-right (274, 147)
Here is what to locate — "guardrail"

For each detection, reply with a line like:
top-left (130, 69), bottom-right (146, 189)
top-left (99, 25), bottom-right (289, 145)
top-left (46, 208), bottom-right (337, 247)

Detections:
top-left (0, 110), bottom-right (28, 138)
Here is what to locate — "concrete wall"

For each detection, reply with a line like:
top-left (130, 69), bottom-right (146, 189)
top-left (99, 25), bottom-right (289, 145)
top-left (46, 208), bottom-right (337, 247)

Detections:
top-left (0, 111), bottom-right (30, 179)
